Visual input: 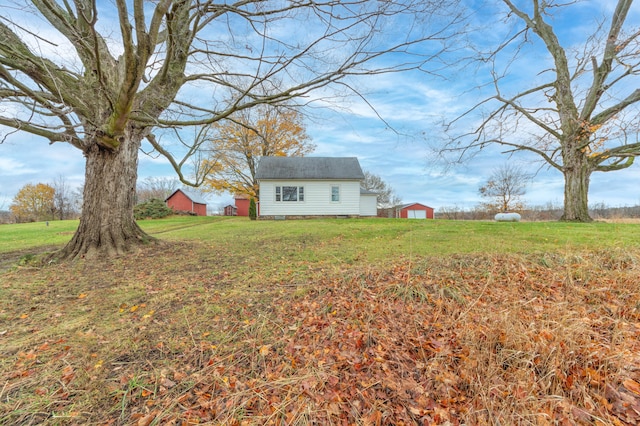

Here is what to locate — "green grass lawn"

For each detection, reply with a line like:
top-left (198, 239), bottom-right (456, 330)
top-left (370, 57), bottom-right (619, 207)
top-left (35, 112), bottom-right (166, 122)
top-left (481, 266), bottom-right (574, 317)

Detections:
top-left (2, 216), bottom-right (639, 260)
top-left (3, 216), bottom-right (639, 290)
top-left (2, 216), bottom-right (640, 425)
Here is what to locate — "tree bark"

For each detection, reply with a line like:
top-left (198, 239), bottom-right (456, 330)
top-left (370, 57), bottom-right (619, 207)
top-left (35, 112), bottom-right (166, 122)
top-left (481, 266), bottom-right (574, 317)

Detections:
top-left (51, 131), bottom-right (152, 261)
top-left (560, 145), bottom-right (593, 222)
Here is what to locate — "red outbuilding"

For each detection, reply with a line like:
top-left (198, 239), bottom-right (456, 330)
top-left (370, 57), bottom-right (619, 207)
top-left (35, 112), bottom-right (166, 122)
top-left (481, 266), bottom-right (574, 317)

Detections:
top-left (165, 189), bottom-right (207, 216)
top-left (395, 203), bottom-right (434, 219)
top-left (234, 195), bottom-right (250, 217)
top-left (223, 204), bottom-right (237, 216)
top-left (233, 195), bottom-right (259, 217)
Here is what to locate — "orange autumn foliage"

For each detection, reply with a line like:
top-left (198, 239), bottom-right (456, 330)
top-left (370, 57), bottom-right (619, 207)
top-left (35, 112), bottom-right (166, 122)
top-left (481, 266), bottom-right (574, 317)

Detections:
top-left (9, 183), bottom-right (55, 222)
top-left (201, 106), bottom-right (315, 198)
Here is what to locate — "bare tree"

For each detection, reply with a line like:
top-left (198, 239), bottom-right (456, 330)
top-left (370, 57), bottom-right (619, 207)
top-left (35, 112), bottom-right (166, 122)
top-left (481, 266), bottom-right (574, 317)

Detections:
top-left (0, 0), bottom-right (464, 260)
top-left (0, 194), bottom-right (11, 224)
top-left (441, 0), bottom-right (640, 222)
top-left (71, 186), bottom-right (84, 217)
top-left (51, 175), bottom-right (78, 220)
top-left (136, 177), bottom-right (181, 204)
top-left (361, 171), bottom-right (402, 209)
top-left (478, 164), bottom-right (530, 213)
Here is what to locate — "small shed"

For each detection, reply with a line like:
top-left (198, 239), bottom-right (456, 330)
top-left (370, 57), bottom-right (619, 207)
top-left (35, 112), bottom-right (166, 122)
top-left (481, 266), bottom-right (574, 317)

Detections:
top-left (223, 204), bottom-right (237, 216)
top-left (165, 188), bottom-right (207, 216)
top-left (396, 203), bottom-right (434, 219)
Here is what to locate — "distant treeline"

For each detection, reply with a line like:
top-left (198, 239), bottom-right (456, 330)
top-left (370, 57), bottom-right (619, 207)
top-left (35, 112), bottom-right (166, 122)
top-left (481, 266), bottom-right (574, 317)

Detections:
top-left (436, 203), bottom-right (640, 221)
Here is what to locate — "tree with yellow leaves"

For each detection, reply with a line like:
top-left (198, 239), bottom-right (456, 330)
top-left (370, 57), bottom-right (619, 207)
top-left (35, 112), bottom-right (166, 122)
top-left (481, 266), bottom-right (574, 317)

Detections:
top-left (10, 183), bottom-right (55, 223)
top-left (201, 106), bottom-right (315, 199)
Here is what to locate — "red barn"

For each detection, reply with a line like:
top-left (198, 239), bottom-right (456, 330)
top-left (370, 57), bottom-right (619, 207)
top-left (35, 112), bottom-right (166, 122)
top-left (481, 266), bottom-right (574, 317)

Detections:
top-left (234, 195), bottom-right (250, 217)
top-left (395, 203), bottom-right (434, 219)
top-left (165, 189), bottom-right (207, 216)
top-left (234, 195), bottom-right (259, 217)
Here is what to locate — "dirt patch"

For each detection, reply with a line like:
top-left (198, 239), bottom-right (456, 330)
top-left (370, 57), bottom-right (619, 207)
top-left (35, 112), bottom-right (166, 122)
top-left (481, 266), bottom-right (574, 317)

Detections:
top-left (0, 245), bottom-right (61, 272)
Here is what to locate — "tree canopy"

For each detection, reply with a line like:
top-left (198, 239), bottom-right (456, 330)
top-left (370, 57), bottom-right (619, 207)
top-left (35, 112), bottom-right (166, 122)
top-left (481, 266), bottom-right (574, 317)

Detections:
top-left (10, 183), bottom-right (55, 222)
top-left (202, 105), bottom-right (314, 199)
top-left (361, 171), bottom-right (402, 209)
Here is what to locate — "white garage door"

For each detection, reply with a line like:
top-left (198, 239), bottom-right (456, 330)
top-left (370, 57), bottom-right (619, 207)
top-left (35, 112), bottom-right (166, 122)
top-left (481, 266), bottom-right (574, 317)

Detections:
top-left (407, 210), bottom-right (427, 219)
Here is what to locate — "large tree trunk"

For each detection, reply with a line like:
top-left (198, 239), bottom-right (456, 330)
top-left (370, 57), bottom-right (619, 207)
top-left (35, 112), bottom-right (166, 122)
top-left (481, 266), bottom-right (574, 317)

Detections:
top-left (53, 132), bottom-right (152, 261)
top-left (560, 149), bottom-right (593, 222)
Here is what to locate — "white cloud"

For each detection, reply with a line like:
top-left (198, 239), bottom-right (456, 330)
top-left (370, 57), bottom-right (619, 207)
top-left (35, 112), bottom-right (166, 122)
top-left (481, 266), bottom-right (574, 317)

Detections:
top-left (0, 157), bottom-right (35, 176)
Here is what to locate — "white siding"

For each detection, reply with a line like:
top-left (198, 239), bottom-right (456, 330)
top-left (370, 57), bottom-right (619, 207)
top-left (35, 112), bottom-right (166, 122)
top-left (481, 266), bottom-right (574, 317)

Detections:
top-left (259, 180), bottom-right (362, 216)
top-left (360, 194), bottom-right (377, 216)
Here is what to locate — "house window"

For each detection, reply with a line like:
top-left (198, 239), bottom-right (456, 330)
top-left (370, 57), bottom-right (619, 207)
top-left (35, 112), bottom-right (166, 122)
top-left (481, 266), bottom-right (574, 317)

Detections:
top-left (331, 185), bottom-right (340, 202)
top-left (275, 186), bottom-right (304, 202)
top-left (283, 186), bottom-right (298, 201)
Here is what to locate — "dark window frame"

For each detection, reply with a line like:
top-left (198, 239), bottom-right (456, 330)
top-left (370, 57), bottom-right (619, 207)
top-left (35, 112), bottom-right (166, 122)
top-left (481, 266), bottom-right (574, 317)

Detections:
top-left (275, 185), bottom-right (305, 202)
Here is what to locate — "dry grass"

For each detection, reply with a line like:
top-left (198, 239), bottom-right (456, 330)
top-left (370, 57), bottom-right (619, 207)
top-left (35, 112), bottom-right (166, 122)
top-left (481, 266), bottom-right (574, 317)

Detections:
top-left (450, 251), bottom-right (640, 424)
top-left (1, 238), bottom-right (639, 425)
top-left (600, 218), bottom-right (640, 224)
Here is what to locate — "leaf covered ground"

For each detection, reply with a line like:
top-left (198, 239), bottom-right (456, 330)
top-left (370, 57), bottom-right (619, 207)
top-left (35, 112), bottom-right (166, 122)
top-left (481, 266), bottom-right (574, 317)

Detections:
top-left (1, 239), bottom-right (640, 425)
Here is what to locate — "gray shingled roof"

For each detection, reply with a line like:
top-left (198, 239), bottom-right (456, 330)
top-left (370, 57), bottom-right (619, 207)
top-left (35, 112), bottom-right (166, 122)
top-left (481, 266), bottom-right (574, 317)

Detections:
top-left (166, 188), bottom-right (208, 205)
top-left (255, 157), bottom-right (365, 180)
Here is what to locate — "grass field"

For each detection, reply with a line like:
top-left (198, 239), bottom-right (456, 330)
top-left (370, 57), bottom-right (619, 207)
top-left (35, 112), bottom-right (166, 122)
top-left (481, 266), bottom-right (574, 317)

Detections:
top-left (1, 217), bottom-right (639, 425)
top-left (2, 216), bottom-right (640, 261)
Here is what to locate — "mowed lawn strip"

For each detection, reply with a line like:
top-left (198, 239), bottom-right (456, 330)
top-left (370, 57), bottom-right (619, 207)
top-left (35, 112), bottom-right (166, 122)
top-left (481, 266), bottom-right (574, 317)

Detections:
top-left (1, 217), bottom-right (639, 425)
top-left (2, 216), bottom-right (640, 263)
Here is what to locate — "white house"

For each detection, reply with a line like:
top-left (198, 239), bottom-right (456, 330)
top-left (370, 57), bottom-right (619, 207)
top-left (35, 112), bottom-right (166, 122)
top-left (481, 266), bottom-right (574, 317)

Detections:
top-left (255, 156), bottom-right (377, 218)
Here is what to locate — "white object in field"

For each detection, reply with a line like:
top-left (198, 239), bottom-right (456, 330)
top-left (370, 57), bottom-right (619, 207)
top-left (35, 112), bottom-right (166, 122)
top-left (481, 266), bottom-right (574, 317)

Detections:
top-left (494, 212), bottom-right (521, 222)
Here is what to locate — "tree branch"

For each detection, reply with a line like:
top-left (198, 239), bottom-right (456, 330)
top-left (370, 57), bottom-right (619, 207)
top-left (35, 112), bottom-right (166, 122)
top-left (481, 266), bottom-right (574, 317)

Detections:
top-left (581, 0), bottom-right (634, 121)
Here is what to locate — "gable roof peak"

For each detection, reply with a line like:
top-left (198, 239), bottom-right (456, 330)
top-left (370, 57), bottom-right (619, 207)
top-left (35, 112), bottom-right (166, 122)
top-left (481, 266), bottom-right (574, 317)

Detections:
top-left (166, 188), bottom-right (207, 205)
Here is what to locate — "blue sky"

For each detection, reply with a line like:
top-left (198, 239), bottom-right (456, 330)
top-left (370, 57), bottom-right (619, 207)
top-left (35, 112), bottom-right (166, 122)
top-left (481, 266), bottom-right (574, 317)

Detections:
top-left (1, 1), bottom-right (639, 212)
